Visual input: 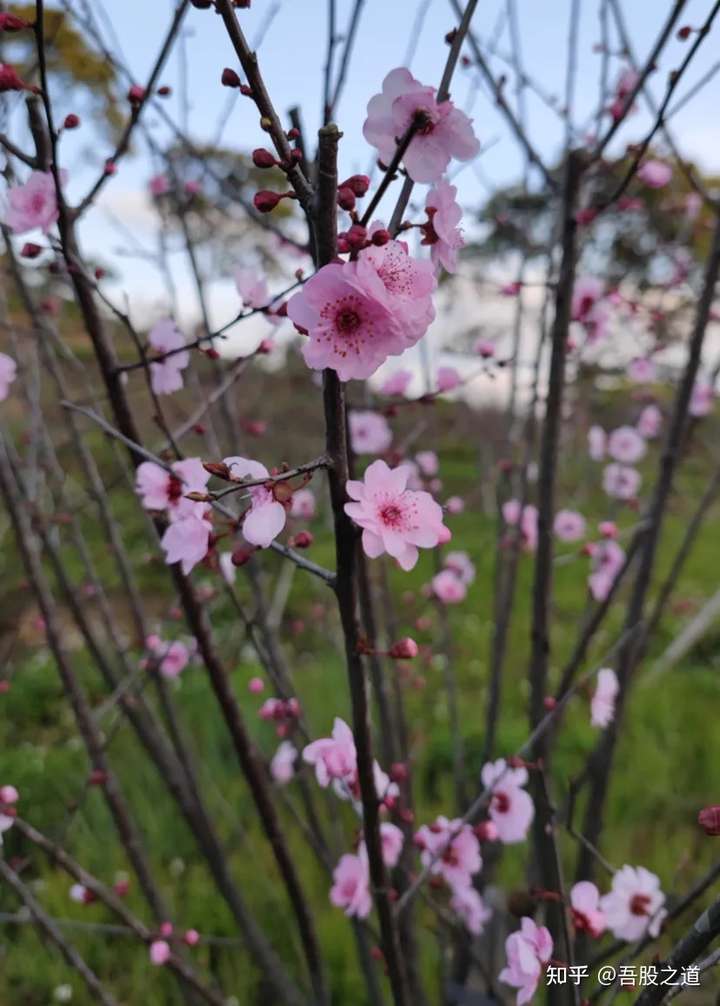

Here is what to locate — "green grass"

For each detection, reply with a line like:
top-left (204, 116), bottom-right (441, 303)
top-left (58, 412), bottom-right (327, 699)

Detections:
top-left (2, 389), bottom-right (720, 1004)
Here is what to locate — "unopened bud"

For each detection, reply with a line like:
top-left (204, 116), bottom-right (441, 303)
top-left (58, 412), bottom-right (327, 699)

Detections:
top-left (389, 637), bottom-right (419, 659)
top-left (63, 113), bottom-right (80, 130)
top-left (221, 68), bottom-right (241, 88)
top-left (252, 147), bottom-right (277, 168)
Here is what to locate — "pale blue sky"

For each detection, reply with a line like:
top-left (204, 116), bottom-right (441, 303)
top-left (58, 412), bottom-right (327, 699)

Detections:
top-left (5, 1), bottom-right (720, 346)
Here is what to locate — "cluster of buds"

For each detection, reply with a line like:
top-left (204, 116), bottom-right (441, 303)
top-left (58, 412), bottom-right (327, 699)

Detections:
top-left (259, 697), bottom-right (301, 737)
top-left (336, 173), bottom-right (370, 211)
top-left (336, 223), bottom-right (390, 255)
top-left (221, 67), bottom-right (253, 96)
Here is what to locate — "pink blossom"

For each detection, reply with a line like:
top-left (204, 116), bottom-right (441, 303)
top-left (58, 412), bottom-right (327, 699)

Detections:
top-left (415, 816), bottom-right (482, 891)
top-left (627, 357), bottom-right (657, 383)
top-left (358, 235), bottom-right (436, 341)
top-left (608, 426), bottom-right (646, 464)
top-left (0, 353), bottom-right (17, 401)
top-left (603, 463), bottom-right (641, 500)
top-left (157, 640), bottom-right (190, 679)
top-left (235, 267), bottom-right (270, 310)
top-left (446, 495), bottom-right (464, 514)
top-left (482, 760), bottom-right (534, 844)
top-left (303, 718), bottom-right (357, 788)
top-left (349, 410), bottom-right (392, 454)
top-left (637, 160), bottom-right (672, 189)
top-left (345, 460), bottom-right (449, 571)
top-left (270, 740), bottom-right (298, 784)
top-left (149, 940), bottom-right (171, 966)
top-left (476, 339), bottom-right (497, 359)
top-left (377, 822), bottom-right (404, 869)
top-left (444, 551), bottom-right (475, 585)
top-left (135, 458), bottom-right (209, 521)
top-left (570, 881), bottom-right (606, 938)
top-left (499, 917), bottom-right (553, 1005)
top-left (436, 366), bottom-right (461, 392)
top-left (450, 886), bottom-right (492, 936)
top-left (600, 866), bottom-right (666, 942)
top-left (248, 677), bottom-right (264, 694)
top-left (329, 852), bottom-right (371, 918)
top-left (69, 883), bottom-right (92, 904)
top-left (415, 450), bottom-right (439, 477)
top-left (149, 173), bottom-right (170, 196)
top-left (148, 319), bottom-right (189, 396)
top-left (0, 784), bottom-right (18, 841)
top-left (689, 379), bottom-right (714, 417)
top-left (610, 67), bottom-right (640, 120)
top-left (685, 192), bottom-right (702, 219)
top-left (553, 509), bottom-right (586, 542)
top-left (637, 404), bottom-right (662, 439)
top-left (588, 425), bottom-right (606, 461)
top-left (424, 180), bottom-right (464, 273)
top-left (160, 513), bottom-right (212, 574)
top-left (287, 262), bottom-right (408, 381)
top-left (431, 568), bottom-right (466, 604)
top-left (380, 369), bottom-right (413, 396)
top-left (591, 668), bottom-right (619, 728)
top-left (290, 488), bottom-right (316, 519)
top-left (4, 171), bottom-right (60, 234)
top-left (224, 456), bottom-right (287, 548)
top-left (363, 67), bottom-right (480, 184)
top-left (588, 540), bottom-right (625, 601)
top-left (572, 277), bottom-right (611, 342)
top-left (502, 500), bottom-right (538, 553)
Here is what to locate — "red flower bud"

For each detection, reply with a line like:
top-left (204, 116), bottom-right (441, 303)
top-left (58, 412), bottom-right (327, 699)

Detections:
top-left (677, 25), bottom-right (692, 39)
top-left (337, 186), bottom-right (356, 211)
top-left (127, 84), bottom-right (146, 105)
top-left (389, 637), bottom-right (419, 660)
top-left (240, 84), bottom-right (253, 97)
top-left (203, 461), bottom-right (232, 481)
top-left (290, 530), bottom-right (313, 549)
top-left (21, 243), bottom-right (43, 259)
top-left (543, 696), bottom-right (557, 711)
top-left (254, 189), bottom-right (284, 213)
top-left (575, 207), bottom-right (598, 226)
top-left (389, 762), bottom-right (409, 782)
top-left (370, 228), bottom-right (390, 247)
top-left (340, 174), bottom-right (371, 197)
top-left (0, 63), bottom-right (36, 93)
top-left (88, 769), bottom-right (108, 786)
top-left (698, 805), bottom-right (720, 836)
top-left (231, 546), bottom-right (254, 567)
top-left (0, 13), bottom-right (31, 31)
top-left (221, 68), bottom-right (241, 88)
top-left (252, 147), bottom-right (277, 168)
top-left (104, 160), bottom-right (117, 176)
top-left (63, 113), bottom-right (80, 130)
top-left (344, 223), bottom-right (367, 250)
top-left (113, 879), bottom-right (130, 897)
top-left (94, 267), bottom-right (105, 280)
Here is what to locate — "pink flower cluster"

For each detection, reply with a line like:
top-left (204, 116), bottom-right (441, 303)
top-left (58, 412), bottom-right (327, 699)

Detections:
top-left (302, 717), bottom-right (398, 808)
top-left (287, 236), bottom-right (435, 380)
top-left (143, 635), bottom-right (192, 679)
top-left (414, 816), bottom-right (491, 934)
top-left (500, 917), bottom-right (553, 1004)
top-left (571, 276), bottom-right (611, 343)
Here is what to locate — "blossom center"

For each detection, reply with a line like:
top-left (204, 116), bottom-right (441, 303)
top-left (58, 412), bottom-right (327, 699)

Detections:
top-left (336, 307), bottom-right (361, 333)
top-left (413, 108), bottom-right (436, 135)
top-left (493, 790), bottom-right (510, 814)
top-left (630, 893), bottom-right (651, 916)
top-left (167, 475), bottom-right (183, 502)
top-left (379, 502), bottom-right (404, 527)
